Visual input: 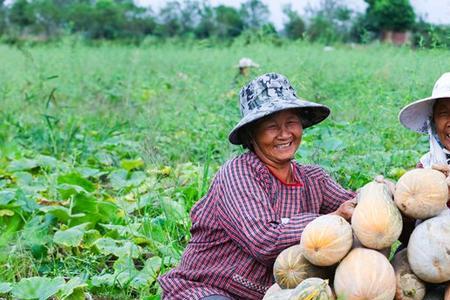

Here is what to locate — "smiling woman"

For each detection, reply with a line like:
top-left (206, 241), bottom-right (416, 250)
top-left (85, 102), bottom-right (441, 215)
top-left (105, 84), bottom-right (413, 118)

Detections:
top-left (158, 73), bottom-right (357, 300)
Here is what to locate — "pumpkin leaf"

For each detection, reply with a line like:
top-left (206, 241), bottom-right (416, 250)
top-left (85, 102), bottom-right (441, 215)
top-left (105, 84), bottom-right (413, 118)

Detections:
top-left (40, 206), bottom-right (85, 223)
top-left (0, 209), bottom-right (14, 217)
top-left (8, 158), bottom-right (39, 172)
top-left (57, 277), bottom-right (87, 300)
top-left (0, 282), bottom-right (12, 294)
top-left (57, 173), bottom-right (95, 193)
top-left (0, 190), bottom-right (15, 206)
top-left (91, 274), bottom-right (114, 287)
top-left (121, 158), bottom-right (145, 171)
top-left (94, 237), bottom-right (141, 258)
top-left (54, 223), bottom-right (90, 247)
top-left (11, 276), bottom-right (65, 300)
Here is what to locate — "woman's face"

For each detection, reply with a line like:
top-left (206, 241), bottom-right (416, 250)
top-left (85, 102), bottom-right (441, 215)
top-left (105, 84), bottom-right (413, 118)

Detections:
top-left (433, 99), bottom-right (450, 150)
top-left (251, 109), bottom-right (303, 167)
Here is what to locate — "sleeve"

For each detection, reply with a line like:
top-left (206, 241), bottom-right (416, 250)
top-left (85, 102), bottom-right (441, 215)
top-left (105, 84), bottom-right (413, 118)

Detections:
top-left (215, 162), bottom-right (319, 266)
top-left (317, 168), bottom-right (356, 215)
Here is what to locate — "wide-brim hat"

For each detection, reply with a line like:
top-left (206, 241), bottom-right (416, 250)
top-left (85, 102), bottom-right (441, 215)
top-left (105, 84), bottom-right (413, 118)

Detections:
top-left (229, 73), bottom-right (331, 145)
top-left (235, 57), bottom-right (260, 69)
top-left (399, 72), bottom-right (450, 133)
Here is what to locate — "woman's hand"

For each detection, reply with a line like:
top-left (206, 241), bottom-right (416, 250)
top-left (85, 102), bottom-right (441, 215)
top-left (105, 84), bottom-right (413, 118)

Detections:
top-left (431, 164), bottom-right (450, 199)
top-left (330, 198), bottom-right (357, 221)
top-left (432, 163), bottom-right (450, 176)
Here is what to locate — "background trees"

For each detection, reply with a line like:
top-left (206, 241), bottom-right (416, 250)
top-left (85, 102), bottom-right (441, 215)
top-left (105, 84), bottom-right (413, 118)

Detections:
top-left (0, 0), bottom-right (448, 49)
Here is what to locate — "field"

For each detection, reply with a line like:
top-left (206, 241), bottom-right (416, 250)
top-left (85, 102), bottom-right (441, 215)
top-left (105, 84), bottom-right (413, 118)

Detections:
top-left (1, 40), bottom-right (449, 299)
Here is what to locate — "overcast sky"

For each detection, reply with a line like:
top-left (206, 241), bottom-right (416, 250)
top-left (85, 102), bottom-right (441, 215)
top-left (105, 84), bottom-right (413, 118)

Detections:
top-left (143, 0), bottom-right (450, 29)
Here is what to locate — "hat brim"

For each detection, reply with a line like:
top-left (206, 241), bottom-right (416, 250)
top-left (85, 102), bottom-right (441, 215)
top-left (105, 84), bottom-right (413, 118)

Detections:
top-left (399, 95), bottom-right (450, 133)
top-left (228, 98), bottom-right (330, 145)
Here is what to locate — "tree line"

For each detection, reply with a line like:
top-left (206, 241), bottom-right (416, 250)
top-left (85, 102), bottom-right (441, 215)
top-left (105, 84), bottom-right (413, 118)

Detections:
top-left (0, 0), bottom-right (449, 48)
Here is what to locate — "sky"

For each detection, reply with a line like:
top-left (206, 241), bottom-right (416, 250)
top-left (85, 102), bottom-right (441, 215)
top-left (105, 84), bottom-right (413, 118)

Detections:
top-left (143, 0), bottom-right (450, 29)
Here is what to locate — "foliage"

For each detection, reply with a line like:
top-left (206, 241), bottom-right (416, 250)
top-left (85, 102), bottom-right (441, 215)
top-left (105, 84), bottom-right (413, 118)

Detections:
top-left (0, 41), bottom-right (449, 298)
top-left (364, 0), bottom-right (416, 32)
top-left (283, 4), bottom-right (306, 40)
top-left (412, 20), bottom-right (450, 49)
top-left (304, 0), bottom-right (355, 43)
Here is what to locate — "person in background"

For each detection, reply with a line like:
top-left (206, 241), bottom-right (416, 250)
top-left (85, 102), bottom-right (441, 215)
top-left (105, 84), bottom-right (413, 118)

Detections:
top-left (398, 72), bottom-right (450, 298)
top-left (158, 73), bottom-right (357, 300)
top-left (236, 57), bottom-right (259, 77)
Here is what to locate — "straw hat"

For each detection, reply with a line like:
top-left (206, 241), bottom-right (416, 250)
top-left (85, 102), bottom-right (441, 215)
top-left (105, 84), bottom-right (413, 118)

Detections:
top-left (399, 73), bottom-right (450, 133)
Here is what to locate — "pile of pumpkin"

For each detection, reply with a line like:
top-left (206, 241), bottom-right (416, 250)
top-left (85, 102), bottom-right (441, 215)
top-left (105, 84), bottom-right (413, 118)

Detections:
top-left (263, 169), bottom-right (450, 300)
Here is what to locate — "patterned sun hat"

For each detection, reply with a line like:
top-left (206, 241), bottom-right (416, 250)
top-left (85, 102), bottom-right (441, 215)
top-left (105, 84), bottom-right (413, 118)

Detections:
top-left (399, 72), bottom-right (450, 133)
top-left (228, 73), bottom-right (331, 145)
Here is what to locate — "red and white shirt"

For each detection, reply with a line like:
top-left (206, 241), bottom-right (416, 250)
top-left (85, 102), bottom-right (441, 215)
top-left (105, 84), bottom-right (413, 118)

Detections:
top-left (158, 151), bottom-right (355, 299)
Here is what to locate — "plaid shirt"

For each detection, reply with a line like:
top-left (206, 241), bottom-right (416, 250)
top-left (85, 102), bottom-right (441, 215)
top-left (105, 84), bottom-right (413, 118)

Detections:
top-left (158, 151), bottom-right (355, 300)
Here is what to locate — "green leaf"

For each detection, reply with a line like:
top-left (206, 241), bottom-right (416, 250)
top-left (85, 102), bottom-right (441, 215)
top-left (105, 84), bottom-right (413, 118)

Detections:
top-left (161, 197), bottom-right (186, 220)
top-left (53, 223), bottom-right (89, 247)
top-left (121, 158), bottom-right (145, 171)
top-left (0, 209), bottom-right (14, 217)
top-left (0, 282), bottom-right (12, 293)
top-left (8, 158), bottom-right (39, 172)
top-left (91, 274), bottom-right (114, 287)
top-left (95, 237), bottom-right (141, 258)
top-left (57, 277), bottom-right (87, 300)
top-left (11, 277), bottom-right (65, 300)
top-left (15, 189), bottom-right (40, 212)
top-left (40, 206), bottom-right (85, 223)
top-left (83, 229), bottom-right (102, 248)
top-left (0, 190), bottom-right (16, 206)
top-left (109, 170), bottom-right (146, 190)
top-left (57, 173), bottom-right (95, 193)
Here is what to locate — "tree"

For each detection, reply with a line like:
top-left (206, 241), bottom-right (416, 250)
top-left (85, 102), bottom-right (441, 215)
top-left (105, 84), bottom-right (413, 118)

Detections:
top-left (239, 0), bottom-right (269, 30)
top-left (304, 0), bottom-right (354, 43)
top-left (9, 0), bottom-right (36, 31)
top-left (282, 4), bottom-right (305, 40)
top-left (215, 5), bottom-right (244, 38)
top-left (0, 0), bottom-right (6, 36)
top-left (365, 0), bottom-right (415, 31)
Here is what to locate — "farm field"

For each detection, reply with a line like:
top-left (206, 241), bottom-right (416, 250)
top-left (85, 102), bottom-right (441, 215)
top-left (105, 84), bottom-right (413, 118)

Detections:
top-left (0, 40), bottom-right (449, 299)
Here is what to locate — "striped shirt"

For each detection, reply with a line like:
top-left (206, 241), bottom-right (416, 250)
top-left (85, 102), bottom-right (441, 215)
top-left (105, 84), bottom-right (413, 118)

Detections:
top-left (158, 151), bottom-right (355, 300)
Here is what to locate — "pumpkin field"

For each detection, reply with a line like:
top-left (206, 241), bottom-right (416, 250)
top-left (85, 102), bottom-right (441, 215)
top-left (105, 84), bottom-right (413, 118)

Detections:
top-left (1, 40), bottom-right (450, 299)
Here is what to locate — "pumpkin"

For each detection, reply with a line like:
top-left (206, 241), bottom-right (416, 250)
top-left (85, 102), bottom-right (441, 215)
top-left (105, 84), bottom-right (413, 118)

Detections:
top-left (263, 288), bottom-right (293, 300)
top-left (263, 283), bottom-right (282, 300)
top-left (274, 245), bottom-right (331, 289)
top-left (407, 212), bottom-right (450, 283)
top-left (300, 215), bottom-right (353, 266)
top-left (334, 248), bottom-right (396, 300)
top-left (351, 181), bottom-right (403, 250)
top-left (392, 248), bottom-right (426, 300)
top-left (394, 169), bottom-right (448, 219)
top-left (290, 277), bottom-right (334, 300)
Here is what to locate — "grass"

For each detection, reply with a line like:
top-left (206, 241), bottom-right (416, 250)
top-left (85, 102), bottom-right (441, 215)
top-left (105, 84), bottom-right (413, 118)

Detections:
top-left (0, 39), bottom-right (450, 298)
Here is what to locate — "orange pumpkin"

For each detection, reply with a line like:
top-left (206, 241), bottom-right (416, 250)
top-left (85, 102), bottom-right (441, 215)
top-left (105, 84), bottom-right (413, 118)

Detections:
top-left (351, 181), bottom-right (403, 250)
top-left (300, 215), bottom-right (353, 266)
top-left (394, 169), bottom-right (448, 219)
top-left (334, 248), bottom-right (396, 300)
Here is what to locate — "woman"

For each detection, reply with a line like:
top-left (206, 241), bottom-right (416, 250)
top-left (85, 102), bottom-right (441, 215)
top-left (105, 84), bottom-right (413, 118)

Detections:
top-left (158, 73), bottom-right (357, 300)
top-left (398, 72), bottom-right (450, 298)
top-left (398, 72), bottom-right (450, 208)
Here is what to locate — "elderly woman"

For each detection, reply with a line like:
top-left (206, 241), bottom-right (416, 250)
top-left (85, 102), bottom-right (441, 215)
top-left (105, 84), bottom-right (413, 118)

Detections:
top-left (158, 73), bottom-right (357, 300)
top-left (399, 72), bottom-right (450, 208)
top-left (398, 72), bottom-right (450, 298)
